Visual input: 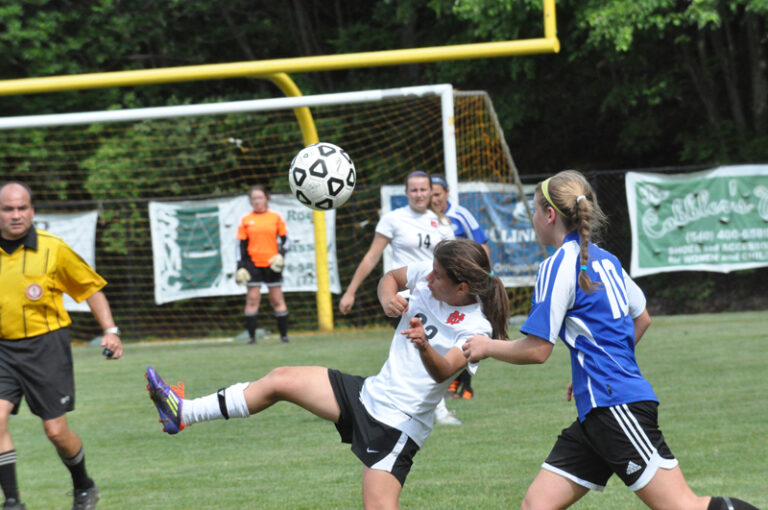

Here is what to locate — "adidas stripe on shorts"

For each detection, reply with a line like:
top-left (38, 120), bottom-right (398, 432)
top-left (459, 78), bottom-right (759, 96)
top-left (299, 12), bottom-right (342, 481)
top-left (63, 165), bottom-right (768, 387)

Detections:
top-left (542, 401), bottom-right (678, 491)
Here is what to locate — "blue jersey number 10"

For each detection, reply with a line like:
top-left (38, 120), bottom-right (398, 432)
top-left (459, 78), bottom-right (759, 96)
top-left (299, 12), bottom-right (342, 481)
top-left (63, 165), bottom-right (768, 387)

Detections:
top-left (591, 259), bottom-right (629, 320)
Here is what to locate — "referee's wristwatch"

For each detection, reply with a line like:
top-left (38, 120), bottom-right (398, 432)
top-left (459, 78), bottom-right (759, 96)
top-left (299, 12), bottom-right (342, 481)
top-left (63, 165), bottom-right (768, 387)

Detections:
top-left (104, 326), bottom-right (121, 336)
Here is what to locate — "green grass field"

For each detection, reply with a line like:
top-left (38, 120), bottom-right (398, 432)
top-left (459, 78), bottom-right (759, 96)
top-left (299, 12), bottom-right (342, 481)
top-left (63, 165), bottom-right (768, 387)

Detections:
top-left (11, 311), bottom-right (767, 509)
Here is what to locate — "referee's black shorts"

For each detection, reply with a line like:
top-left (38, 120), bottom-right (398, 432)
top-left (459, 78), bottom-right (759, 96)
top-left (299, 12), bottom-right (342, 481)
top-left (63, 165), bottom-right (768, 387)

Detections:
top-left (0, 328), bottom-right (75, 420)
top-left (327, 368), bottom-right (420, 486)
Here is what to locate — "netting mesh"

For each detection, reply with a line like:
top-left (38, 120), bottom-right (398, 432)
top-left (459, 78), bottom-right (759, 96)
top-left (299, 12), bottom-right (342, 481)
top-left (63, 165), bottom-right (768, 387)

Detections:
top-left (0, 91), bottom-right (534, 342)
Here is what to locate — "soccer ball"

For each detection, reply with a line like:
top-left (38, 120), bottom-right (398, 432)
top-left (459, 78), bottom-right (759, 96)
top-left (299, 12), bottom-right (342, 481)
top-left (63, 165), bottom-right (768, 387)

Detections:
top-left (288, 142), bottom-right (356, 210)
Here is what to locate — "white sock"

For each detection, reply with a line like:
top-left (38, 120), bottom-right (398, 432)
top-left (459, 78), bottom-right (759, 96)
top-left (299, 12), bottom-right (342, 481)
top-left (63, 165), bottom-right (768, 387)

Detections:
top-left (435, 397), bottom-right (450, 417)
top-left (181, 382), bottom-right (251, 426)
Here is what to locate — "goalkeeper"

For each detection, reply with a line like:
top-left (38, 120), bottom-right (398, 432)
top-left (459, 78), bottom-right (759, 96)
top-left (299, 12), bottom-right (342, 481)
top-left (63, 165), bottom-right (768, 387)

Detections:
top-left (235, 185), bottom-right (290, 344)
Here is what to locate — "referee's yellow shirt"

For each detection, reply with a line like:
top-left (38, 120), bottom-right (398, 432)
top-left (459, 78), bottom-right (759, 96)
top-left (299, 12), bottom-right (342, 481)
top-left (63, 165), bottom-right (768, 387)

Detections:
top-left (0, 228), bottom-right (106, 340)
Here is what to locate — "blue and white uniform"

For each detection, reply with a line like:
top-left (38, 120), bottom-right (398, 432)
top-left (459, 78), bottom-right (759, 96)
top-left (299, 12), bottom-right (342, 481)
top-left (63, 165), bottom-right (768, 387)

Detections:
top-left (522, 231), bottom-right (678, 491)
top-left (521, 231), bottom-right (654, 421)
top-left (445, 202), bottom-right (488, 245)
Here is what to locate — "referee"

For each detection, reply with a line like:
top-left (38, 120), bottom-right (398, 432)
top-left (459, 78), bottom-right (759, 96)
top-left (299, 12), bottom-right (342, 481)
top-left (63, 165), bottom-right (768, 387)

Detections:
top-left (0, 182), bottom-right (123, 510)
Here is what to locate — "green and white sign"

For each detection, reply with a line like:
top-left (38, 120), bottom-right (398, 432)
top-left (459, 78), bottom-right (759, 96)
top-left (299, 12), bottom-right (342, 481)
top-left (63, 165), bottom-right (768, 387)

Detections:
top-left (149, 195), bottom-right (340, 305)
top-left (626, 165), bottom-right (768, 277)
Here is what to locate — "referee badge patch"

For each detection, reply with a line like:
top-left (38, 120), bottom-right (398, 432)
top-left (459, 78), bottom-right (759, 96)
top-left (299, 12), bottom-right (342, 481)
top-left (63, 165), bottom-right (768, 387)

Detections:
top-left (25, 283), bottom-right (43, 301)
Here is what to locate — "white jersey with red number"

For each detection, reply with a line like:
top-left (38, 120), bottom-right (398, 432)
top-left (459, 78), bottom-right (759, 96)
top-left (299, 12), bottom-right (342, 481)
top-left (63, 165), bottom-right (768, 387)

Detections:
top-left (360, 261), bottom-right (490, 446)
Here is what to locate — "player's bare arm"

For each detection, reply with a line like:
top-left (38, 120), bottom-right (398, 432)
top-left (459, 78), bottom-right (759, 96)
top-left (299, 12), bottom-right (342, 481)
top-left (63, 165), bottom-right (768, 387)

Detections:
top-left (403, 317), bottom-right (465, 382)
top-left (86, 291), bottom-right (124, 359)
top-left (377, 267), bottom-right (408, 317)
top-left (463, 334), bottom-right (552, 365)
top-left (633, 309), bottom-right (652, 345)
top-left (339, 233), bottom-right (391, 314)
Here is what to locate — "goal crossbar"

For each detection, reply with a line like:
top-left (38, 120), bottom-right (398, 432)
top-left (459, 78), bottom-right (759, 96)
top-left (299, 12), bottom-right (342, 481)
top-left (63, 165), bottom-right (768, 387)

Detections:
top-left (1, 84), bottom-right (460, 331)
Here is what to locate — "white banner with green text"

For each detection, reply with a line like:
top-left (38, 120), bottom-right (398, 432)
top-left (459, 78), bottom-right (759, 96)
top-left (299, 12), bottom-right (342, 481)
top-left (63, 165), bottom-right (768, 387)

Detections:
top-left (149, 195), bottom-right (340, 305)
top-left (626, 165), bottom-right (768, 277)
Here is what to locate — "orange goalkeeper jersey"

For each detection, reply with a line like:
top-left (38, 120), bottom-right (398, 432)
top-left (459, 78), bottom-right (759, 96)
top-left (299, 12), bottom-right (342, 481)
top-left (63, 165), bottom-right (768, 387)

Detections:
top-left (236, 209), bottom-right (287, 267)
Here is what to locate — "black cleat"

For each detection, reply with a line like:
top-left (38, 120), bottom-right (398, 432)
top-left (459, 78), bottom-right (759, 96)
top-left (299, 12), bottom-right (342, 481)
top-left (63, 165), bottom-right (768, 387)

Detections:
top-left (72, 484), bottom-right (99, 510)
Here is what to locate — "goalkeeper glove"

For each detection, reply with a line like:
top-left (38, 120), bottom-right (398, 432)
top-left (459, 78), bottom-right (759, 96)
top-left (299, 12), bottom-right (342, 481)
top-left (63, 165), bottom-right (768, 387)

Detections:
top-left (269, 254), bottom-right (284, 273)
top-left (235, 267), bottom-right (251, 284)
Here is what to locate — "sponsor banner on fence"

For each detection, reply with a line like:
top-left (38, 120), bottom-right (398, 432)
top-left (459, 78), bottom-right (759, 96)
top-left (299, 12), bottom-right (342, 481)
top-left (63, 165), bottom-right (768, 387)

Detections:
top-left (381, 182), bottom-right (546, 287)
top-left (626, 165), bottom-right (768, 277)
top-left (149, 195), bottom-right (340, 305)
top-left (34, 211), bottom-right (99, 312)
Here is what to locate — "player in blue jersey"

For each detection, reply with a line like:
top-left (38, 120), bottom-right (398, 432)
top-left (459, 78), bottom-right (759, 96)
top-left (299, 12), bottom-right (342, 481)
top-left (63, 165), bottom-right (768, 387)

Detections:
top-left (430, 174), bottom-right (490, 399)
top-left (462, 170), bottom-right (757, 510)
top-left (430, 175), bottom-right (489, 255)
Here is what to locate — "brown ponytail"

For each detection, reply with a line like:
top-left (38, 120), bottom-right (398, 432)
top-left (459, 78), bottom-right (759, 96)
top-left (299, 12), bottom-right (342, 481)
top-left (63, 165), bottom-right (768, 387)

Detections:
top-left (433, 239), bottom-right (509, 339)
top-left (537, 170), bottom-right (607, 293)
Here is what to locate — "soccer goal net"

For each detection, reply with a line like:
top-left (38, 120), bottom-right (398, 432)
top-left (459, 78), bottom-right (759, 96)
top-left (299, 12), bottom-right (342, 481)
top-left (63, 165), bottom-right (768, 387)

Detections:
top-left (0, 86), bottom-right (539, 341)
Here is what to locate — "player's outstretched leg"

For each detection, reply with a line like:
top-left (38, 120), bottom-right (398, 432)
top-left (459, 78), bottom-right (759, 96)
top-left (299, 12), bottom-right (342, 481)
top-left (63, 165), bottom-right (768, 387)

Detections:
top-left (145, 366), bottom-right (185, 434)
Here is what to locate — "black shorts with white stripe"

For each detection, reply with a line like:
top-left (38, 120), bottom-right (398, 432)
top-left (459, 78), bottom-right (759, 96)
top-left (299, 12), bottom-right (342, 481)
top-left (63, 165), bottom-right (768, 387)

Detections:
top-left (327, 368), bottom-right (420, 486)
top-left (542, 401), bottom-right (678, 492)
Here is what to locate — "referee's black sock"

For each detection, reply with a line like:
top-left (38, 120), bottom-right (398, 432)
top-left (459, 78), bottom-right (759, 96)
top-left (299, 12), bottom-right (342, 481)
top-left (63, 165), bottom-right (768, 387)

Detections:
top-left (708, 497), bottom-right (759, 510)
top-left (0, 449), bottom-right (20, 501)
top-left (61, 447), bottom-right (95, 491)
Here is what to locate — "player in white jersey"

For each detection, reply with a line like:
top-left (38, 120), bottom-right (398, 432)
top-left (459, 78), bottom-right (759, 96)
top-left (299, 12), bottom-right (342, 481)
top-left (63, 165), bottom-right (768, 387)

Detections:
top-left (430, 174), bottom-right (491, 399)
top-left (339, 170), bottom-right (454, 315)
top-left (462, 170), bottom-right (758, 510)
top-left (339, 170), bottom-right (459, 425)
top-left (145, 239), bottom-right (509, 510)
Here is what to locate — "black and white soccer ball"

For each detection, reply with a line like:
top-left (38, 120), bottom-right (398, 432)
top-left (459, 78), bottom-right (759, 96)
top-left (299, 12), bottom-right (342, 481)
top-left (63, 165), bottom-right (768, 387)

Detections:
top-left (288, 142), bottom-right (356, 210)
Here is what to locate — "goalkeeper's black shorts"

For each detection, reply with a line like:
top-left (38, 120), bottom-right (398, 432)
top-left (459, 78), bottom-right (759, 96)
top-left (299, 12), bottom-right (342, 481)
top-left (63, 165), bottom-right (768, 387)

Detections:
top-left (245, 265), bottom-right (282, 287)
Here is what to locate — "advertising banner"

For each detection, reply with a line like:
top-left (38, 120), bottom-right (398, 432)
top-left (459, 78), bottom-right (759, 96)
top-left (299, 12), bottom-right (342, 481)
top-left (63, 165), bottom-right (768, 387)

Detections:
top-left (381, 182), bottom-right (546, 287)
top-left (149, 195), bottom-right (340, 304)
top-left (626, 165), bottom-right (768, 277)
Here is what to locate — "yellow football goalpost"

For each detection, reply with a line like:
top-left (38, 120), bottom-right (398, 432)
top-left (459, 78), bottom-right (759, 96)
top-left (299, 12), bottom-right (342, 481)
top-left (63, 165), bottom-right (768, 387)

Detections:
top-left (0, 0), bottom-right (559, 332)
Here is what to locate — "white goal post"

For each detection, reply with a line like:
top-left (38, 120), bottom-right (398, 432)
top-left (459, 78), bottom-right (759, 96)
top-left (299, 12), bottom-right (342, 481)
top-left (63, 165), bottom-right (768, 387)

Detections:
top-left (0, 85), bottom-right (459, 203)
top-left (0, 84), bottom-right (460, 330)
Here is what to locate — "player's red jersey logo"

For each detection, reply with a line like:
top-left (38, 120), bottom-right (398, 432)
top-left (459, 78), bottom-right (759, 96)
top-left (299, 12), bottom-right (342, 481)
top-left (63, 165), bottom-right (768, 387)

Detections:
top-left (446, 311), bottom-right (465, 325)
top-left (431, 220), bottom-right (438, 228)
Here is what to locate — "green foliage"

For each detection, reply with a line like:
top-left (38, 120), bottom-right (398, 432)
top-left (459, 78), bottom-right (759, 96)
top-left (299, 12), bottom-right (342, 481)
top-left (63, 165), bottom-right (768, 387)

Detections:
top-left (2, 0), bottom-right (766, 169)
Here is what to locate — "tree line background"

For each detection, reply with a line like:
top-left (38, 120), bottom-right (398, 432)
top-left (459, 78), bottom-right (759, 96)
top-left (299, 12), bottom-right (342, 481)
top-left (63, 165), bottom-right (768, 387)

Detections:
top-left (1, 0), bottom-right (766, 320)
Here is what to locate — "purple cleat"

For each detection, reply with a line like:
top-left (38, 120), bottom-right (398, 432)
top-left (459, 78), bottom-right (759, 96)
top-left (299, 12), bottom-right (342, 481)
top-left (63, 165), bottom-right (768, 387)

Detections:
top-left (145, 366), bottom-right (185, 434)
